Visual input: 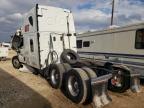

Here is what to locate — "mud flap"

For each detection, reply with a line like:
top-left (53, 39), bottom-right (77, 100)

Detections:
top-left (91, 74), bottom-right (112, 108)
top-left (130, 74), bottom-right (141, 93)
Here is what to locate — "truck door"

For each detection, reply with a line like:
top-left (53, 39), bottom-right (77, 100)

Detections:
top-left (23, 35), bottom-right (40, 69)
top-left (21, 6), bottom-right (40, 69)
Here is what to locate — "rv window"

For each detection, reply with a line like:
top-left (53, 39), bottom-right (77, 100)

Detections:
top-left (76, 40), bottom-right (82, 48)
top-left (30, 39), bottom-right (34, 52)
top-left (135, 29), bottom-right (144, 49)
top-left (28, 16), bottom-right (33, 26)
top-left (83, 41), bottom-right (90, 47)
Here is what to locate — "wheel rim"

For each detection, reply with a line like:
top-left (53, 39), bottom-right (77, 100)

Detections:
top-left (68, 76), bottom-right (80, 97)
top-left (111, 70), bottom-right (123, 87)
top-left (13, 59), bottom-right (19, 67)
top-left (51, 69), bottom-right (59, 85)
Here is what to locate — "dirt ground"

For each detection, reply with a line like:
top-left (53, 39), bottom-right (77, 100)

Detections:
top-left (0, 50), bottom-right (144, 108)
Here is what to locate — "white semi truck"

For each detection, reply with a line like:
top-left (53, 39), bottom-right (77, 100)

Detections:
top-left (11, 4), bottom-right (113, 107)
top-left (11, 4), bottom-right (139, 108)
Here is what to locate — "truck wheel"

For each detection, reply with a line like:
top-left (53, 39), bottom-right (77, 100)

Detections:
top-left (12, 56), bottom-right (21, 69)
top-left (61, 49), bottom-right (80, 65)
top-left (82, 67), bottom-right (97, 104)
top-left (108, 68), bottom-right (130, 93)
top-left (64, 68), bottom-right (89, 104)
top-left (49, 64), bottom-right (65, 89)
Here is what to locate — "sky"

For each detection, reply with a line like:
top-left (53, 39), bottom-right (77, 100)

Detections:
top-left (0, 0), bottom-right (144, 42)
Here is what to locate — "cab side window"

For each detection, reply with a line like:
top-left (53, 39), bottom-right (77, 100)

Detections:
top-left (28, 16), bottom-right (33, 26)
top-left (135, 29), bottom-right (144, 49)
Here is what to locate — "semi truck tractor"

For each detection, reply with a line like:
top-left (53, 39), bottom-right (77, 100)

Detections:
top-left (11, 4), bottom-right (140, 108)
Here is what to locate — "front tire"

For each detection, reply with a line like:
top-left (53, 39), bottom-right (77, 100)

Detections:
top-left (12, 56), bottom-right (21, 69)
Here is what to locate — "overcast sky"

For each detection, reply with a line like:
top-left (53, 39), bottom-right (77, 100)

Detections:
top-left (0, 0), bottom-right (144, 42)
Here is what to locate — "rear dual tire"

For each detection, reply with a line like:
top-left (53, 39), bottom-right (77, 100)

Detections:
top-left (82, 67), bottom-right (97, 104)
top-left (108, 68), bottom-right (130, 93)
top-left (48, 63), bottom-right (97, 104)
top-left (104, 63), bottom-right (130, 93)
top-left (48, 63), bottom-right (71, 89)
top-left (64, 68), bottom-right (89, 104)
top-left (64, 67), bottom-right (96, 104)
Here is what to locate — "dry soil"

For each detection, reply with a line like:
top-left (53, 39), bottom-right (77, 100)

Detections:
top-left (0, 50), bottom-right (144, 108)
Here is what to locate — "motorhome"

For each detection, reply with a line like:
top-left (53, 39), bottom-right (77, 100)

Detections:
top-left (77, 22), bottom-right (144, 76)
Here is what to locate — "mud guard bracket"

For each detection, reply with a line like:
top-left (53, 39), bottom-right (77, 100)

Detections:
top-left (130, 72), bottom-right (141, 93)
top-left (91, 74), bottom-right (112, 108)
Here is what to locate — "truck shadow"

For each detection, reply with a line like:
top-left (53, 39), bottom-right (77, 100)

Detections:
top-left (140, 79), bottom-right (144, 85)
top-left (140, 79), bottom-right (144, 86)
top-left (0, 68), bottom-right (52, 108)
top-left (0, 58), bottom-right (11, 61)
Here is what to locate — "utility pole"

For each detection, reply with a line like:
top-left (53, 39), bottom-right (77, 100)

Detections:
top-left (111, 0), bottom-right (115, 26)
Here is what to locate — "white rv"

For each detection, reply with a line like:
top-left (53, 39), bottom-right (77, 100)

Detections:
top-left (11, 4), bottom-right (112, 107)
top-left (77, 22), bottom-right (144, 76)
